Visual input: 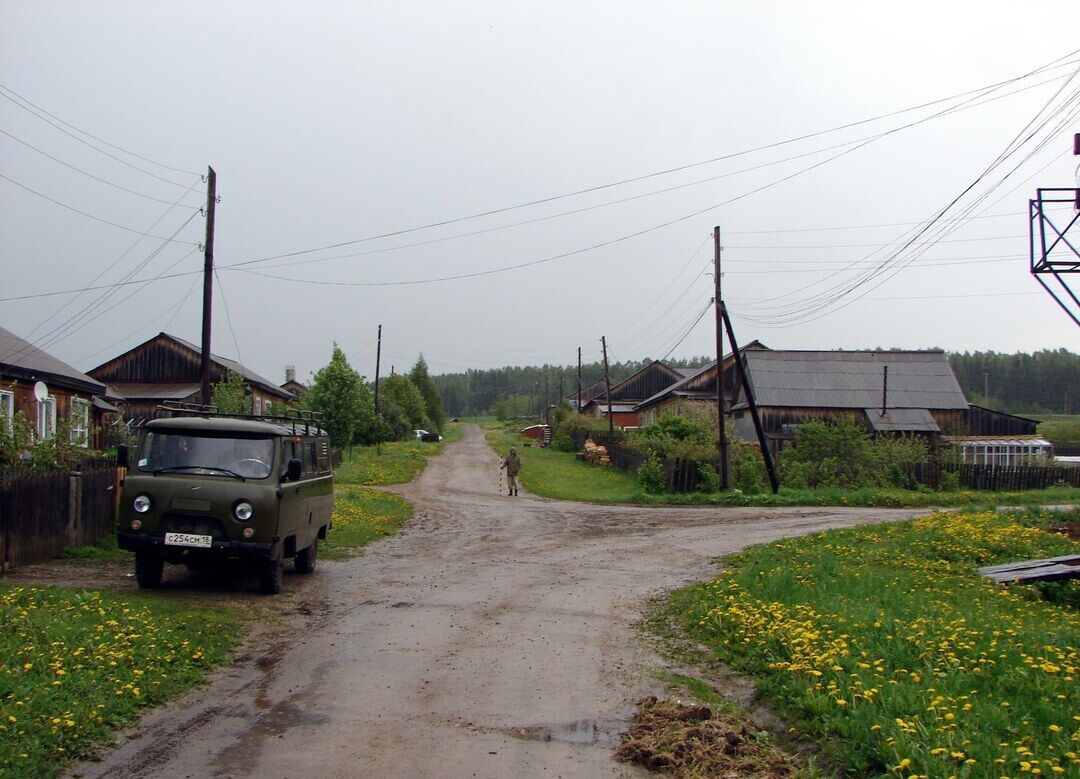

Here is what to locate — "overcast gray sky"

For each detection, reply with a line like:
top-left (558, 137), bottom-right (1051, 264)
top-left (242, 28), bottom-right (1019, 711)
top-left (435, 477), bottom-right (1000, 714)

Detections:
top-left (2, 1), bottom-right (1079, 385)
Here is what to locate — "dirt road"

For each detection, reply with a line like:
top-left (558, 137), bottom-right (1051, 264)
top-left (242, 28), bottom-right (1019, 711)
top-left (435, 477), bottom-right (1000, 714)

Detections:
top-left (72, 425), bottom-right (924, 778)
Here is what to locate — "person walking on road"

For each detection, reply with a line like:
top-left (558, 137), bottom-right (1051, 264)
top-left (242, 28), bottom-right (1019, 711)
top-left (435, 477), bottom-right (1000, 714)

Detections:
top-left (501, 447), bottom-right (521, 496)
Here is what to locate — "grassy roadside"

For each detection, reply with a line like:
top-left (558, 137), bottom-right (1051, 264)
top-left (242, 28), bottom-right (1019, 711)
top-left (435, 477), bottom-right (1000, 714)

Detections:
top-left (0, 585), bottom-right (238, 779)
top-left (486, 426), bottom-right (640, 503)
top-left (323, 422), bottom-right (459, 557)
top-left (486, 426), bottom-right (1080, 509)
top-left (656, 509), bottom-right (1080, 777)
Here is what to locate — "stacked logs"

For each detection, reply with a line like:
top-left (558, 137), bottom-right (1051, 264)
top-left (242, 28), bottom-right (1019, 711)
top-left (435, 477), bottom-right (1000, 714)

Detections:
top-left (582, 438), bottom-right (611, 467)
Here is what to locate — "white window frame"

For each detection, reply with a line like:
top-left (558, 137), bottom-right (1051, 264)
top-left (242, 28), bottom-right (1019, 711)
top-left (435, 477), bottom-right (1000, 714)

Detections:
top-left (253, 396), bottom-right (262, 415)
top-left (37, 396), bottom-right (56, 440)
top-left (70, 397), bottom-right (90, 447)
top-left (0, 390), bottom-right (13, 429)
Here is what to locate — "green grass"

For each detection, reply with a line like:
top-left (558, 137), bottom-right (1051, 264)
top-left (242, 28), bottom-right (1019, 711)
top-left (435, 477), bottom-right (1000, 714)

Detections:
top-left (0, 585), bottom-right (238, 779)
top-left (1038, 415), bottom-right (1080, 446)
top-left (485, 427), bottom-right (641, 503)
top-left (334, 424), bottom-right (459, 486)
top-left (57, 534), bottom-right (129, 565)
top-left (659, 509), bottom-right (1080, 777)
top-left (485, 427), bottom-right (1080, 508)
top-left (322, 486), bottom-right (413, 560)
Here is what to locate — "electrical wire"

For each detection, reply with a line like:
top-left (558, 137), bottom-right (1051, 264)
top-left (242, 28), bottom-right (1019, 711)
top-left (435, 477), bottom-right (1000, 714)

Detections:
top-left (0, 127), bottom-right (202, 207)
top-left (214, 270), bottom-right (244, 365)
top-left (0, 84), bottom-right (200, 184)
top-left (220, 50), bottom-right (1080, 269)
top-left (660, 299), bottom-right (715, 362)
top-left (0, 170), bottom-right (201, 243)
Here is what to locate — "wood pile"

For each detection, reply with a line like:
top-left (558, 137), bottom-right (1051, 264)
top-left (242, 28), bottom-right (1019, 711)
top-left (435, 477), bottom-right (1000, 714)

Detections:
top-left (583, 439), bottom-right (611, 467)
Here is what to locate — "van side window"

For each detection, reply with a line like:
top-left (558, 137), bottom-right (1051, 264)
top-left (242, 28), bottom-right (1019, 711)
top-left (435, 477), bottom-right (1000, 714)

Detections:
top-left (303, 441), bottom-right (317, 474)
top-left (281, 439), bottom-right (296, 473)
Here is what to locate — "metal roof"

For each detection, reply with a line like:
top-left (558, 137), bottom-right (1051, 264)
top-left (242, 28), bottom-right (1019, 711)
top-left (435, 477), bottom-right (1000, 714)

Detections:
top-left (0, 326), bottom-right (107, 396)
top-left (165, 334), bottom-right (291, 398)
top-left (735, 350), bottom-right (968, 410)
top-left (864, 407), bottom-right (940, 432)
top-left (146, 416), bottom-right (305, 436)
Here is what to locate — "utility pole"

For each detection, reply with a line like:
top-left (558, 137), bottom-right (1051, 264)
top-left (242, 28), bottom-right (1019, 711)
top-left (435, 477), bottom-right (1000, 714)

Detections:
top-left (199, 167), bottom-right (217, 407)
top-left (601, 336), bottom-right (614, 435)
top-left (543, 371), bottom-right (549, 423)
top-left (983, 358), bottom-right (989, 401)
top-left (574, 347), bottom-right (583, 412)
top-left (713, 226), bottom-right (730, 490)
top-left (373, 324), bottom-right (383, 414)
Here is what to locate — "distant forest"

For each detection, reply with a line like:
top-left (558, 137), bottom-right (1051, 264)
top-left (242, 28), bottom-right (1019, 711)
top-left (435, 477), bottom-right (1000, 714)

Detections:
top-left (433, 349), bottom-right (1078, 418)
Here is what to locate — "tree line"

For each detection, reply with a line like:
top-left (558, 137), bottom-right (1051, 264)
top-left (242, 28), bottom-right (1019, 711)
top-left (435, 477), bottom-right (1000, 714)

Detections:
top-left (431, 349), bottom-right (1078, 419)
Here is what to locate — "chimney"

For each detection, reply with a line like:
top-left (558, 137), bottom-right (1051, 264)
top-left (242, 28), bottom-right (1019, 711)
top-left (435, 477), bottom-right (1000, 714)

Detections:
top-left (881, 365), bottom-right (888, 417)
top-left (285, 365), bottom-right (296, 384)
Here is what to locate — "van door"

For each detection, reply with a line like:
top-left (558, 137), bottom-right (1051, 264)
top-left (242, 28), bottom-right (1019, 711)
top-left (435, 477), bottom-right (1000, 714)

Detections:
top-left (278, 437), bottom-right (308, 554)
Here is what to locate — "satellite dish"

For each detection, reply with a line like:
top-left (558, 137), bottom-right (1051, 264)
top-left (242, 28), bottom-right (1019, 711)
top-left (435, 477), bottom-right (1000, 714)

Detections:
top-left (33, 381), bottom-right (49, 402)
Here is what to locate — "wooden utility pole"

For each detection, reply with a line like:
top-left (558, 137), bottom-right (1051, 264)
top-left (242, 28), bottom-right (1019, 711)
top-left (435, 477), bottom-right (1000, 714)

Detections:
top-left (720, 305), bottom-right (779, 493)
top-left (373, 324), bottom-right (383, 414)
top-left (199, 166), bottom-right (217, 407)
top-left (601, 336), bottom-right (614, 435)
top-left (574, 347), bottom-right (583, 412)
top-left (713, 226), bottom-right (730, 490)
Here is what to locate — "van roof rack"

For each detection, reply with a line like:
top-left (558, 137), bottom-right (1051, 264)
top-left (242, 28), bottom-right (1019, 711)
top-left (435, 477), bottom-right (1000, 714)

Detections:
top-left (157, 401), bottom-right (326, 435)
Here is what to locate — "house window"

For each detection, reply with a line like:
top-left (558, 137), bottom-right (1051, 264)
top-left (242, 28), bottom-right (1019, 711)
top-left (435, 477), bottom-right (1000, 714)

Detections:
top-left (0, 390), bottom-right (12, 429)
top-left (253, 396), bottom-right (262, 415)
top-left (70, 398), bottom-right (90, 447)
top-left (37, 396), bottom-right (56, 440)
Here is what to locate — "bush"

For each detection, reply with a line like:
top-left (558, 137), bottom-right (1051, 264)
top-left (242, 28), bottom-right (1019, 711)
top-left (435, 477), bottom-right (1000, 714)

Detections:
top-left (554, 412), bottom-right (612, 442)
top-left (551, 432), bottom-right (576, 452)
top-left (636, 457), bottom-right (666, 494)
top-left (778, 418), bottom-right (930, 489)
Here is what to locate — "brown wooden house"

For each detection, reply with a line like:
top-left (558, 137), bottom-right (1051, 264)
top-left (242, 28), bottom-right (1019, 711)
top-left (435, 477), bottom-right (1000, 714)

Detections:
top-left (581, 360), bottom-right (693, 428)
top-left (89, 332), bottom-right (293, 423)
top-left (635, 341), bottom-right (769, 426)
top-left (729, 350), bottom-right (971, 453)
top-left (0, 325), bottom-right (120, 449)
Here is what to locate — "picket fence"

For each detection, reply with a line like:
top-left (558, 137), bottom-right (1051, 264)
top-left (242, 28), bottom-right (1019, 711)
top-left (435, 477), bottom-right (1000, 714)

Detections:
top-left (0, 458), bottom-right (118, 570)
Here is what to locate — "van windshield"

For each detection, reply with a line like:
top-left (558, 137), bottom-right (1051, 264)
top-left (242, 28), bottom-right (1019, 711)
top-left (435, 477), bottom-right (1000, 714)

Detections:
top-left (137, 432), bottom-right (274, 480)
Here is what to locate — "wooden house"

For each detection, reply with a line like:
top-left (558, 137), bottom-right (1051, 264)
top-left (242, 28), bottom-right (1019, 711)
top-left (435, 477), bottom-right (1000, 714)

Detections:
top-left (89, 332), bottom-right (293, 423)
top-left (0, 325), bottom-right (120, 449)
top-left (635, 341), bottom-right (769, 426)
top-left (729, 350), bottom-right (973, 453)
top-left (581, 360), bottom-right (692, 428)
top-left (564, 379), bottom-right (607, 412)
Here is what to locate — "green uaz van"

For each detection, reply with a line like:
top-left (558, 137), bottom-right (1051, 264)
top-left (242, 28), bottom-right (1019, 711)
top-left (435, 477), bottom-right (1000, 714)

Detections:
top-left (116, 413), bottom-right (333, 594)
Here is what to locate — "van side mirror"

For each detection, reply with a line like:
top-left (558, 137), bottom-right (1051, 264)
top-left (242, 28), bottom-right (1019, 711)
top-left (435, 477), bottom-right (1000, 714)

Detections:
top-left (117, 444), bottom-right (129, 468)
top-left (286, 458), bottom-right (303, 482)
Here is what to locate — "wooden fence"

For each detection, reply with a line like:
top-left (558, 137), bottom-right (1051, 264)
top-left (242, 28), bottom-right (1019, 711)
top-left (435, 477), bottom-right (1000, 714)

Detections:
top-left (895, 462), bottom-right (1080, 491)
top-left (0, 459), bottom-right (119, 571)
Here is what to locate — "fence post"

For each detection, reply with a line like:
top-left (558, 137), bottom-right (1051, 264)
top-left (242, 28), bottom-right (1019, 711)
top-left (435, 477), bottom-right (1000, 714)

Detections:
top-left (67, 471), bottom-right (83, 547)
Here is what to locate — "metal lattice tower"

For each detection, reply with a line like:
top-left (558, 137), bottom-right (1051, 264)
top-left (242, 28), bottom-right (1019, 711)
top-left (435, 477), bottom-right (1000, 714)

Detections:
top-left (1028, 132), bottom-right (1080, 326)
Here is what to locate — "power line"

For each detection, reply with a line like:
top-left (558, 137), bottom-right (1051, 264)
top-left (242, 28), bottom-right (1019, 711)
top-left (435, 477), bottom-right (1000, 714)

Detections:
top-left (0, 127), bottom-right (202, 207)
top-left (0, 170), bottom-right (201, 243)
top-left (661, 299), bottom-right (715, 361)
top-left (214, 270), bottom-right (244, 365)
top-left (0, 84), bottom-right (200, 183)
top-left (220, 50), bottom-right (1080, 269)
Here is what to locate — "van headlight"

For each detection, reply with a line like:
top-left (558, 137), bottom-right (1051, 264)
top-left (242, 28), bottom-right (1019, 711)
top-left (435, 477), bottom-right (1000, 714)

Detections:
top-left (234, 501), bottom-right (253, 521)
top-left (133, 494), bottom-right (152, 513)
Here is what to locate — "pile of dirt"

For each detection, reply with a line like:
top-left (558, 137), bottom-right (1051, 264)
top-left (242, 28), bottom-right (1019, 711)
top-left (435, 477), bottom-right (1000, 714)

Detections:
top-left (615, 697), bottom-right (803, 778)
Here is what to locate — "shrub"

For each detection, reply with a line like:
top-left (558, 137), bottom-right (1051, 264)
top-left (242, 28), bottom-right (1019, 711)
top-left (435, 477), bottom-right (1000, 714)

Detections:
top-left (551, 431), bottom-right (576, 452)
top-left (637, 457), bottom-right (666, 494)
top-left (554, 412), bottom-right (612, 442)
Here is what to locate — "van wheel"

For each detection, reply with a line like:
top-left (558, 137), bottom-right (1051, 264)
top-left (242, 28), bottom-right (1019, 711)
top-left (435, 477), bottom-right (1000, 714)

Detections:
top-left (295, 539), bottom-right (318, 574)
top-left (135, 550), bottom-right (163, 589)
top-left (259, 551), bottom-right (284, 595)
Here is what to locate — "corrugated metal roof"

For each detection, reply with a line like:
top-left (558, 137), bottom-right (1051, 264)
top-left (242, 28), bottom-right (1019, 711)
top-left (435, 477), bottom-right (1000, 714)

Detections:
top-left (0, 326), bottom-right (106, 395)
top-left (864, 407), bottom-right (940, 432)
top-left (108, 382), bottom-right (201, 400)
top-left (737, 350), bottom-right (968, 410)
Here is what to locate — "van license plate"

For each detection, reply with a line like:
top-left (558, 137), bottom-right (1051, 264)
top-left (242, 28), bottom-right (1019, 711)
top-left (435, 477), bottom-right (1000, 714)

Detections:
top-left (164, 532), bottom-right (213, 548)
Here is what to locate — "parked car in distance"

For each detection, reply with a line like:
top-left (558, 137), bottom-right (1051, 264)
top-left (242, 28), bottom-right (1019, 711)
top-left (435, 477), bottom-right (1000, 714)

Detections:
top-left (420, 431), bottom-right (442, 443)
